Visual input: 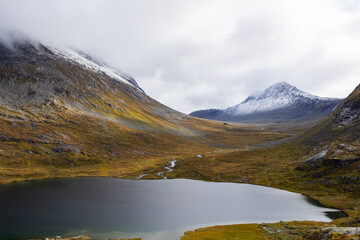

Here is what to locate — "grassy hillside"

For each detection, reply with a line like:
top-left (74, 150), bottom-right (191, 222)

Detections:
top-left (0, 104), bottom-right (287, 183)
top-left (0, 42), bottom-right (288, 183)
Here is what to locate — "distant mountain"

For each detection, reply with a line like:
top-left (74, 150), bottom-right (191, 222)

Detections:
top-left (190, 82), bottom-right (342, 123)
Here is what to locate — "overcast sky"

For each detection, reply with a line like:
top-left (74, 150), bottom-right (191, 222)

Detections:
top-left (0, 0), bottom-right (360, 113)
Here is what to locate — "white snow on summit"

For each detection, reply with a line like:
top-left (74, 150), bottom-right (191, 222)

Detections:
top-left (226, 82), bottom-right (333, 115)
top-left (46, 46), bottom-right (140, 90)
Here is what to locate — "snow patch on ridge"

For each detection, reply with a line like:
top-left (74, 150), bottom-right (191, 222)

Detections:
top-left (46, 46), bottom-right (141, 90)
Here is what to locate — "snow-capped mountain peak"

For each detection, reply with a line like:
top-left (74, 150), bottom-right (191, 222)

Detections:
top-left (227, 82), bottom-right (331, 115)
top-left (255, 82), bottom-right (315, 100)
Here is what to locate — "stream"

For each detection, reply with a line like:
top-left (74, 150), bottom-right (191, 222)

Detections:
top-left (137, 159), bottom-right (177, 180)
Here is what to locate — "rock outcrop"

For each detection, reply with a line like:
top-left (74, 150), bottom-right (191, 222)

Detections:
top-left (305, 227), bottom-right (360, 240)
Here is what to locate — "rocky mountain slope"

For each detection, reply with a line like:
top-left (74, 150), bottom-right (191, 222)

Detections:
top-left (295, 84), bottom-right (360, 194)
top-left (190, 82), bottom-right (342, 123)
top-left (0, 39), bottom-right (285, 183)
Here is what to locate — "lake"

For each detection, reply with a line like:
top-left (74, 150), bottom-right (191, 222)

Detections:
top-left (0, 178), bottom-right (343, 240)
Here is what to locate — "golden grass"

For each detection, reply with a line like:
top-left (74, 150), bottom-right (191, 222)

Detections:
top-left (181, 221), bottom-right (335, 240)
top-left (0, 100), bottom-right (287, 184)
top-left (182, 224), bottom-right (269, 240)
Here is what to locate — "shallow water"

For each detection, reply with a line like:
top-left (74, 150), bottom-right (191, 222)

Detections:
top-left (0, 178), bottom-right (342, 240)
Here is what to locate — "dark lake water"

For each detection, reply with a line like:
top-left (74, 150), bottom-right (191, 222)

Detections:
top-left (0, 178), bottom-right (343, 240)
